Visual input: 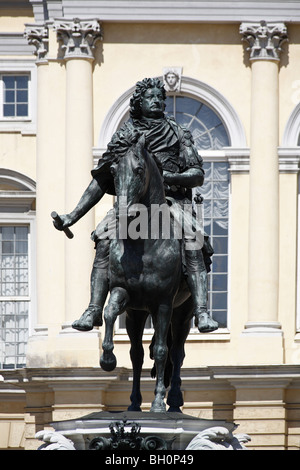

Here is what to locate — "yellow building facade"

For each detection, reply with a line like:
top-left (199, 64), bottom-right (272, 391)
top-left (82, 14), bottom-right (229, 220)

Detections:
top-left (1, 0), bottom-right (300, 450)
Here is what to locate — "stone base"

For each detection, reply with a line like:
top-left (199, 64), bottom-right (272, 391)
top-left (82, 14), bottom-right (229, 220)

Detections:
top-left (35, 411), bottom-right (250, 450)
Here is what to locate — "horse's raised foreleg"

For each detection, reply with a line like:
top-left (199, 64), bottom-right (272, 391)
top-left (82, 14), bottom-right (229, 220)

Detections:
top-left (126, 309), bottom-right (149, 411)
top-left (150, 302), bottom-right (173, 413)
top-left (100, 287), bottom-right (129, 372)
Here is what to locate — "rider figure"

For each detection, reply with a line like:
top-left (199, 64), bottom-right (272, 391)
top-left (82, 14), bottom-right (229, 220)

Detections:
top-left (53, 78), bottom-right (218, 334)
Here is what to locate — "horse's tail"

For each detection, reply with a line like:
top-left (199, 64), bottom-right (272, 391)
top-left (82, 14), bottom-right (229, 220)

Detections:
top-left (150, 327), bottom-right (173, 388)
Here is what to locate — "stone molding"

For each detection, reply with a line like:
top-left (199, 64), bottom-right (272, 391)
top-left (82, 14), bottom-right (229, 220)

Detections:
top-left (0, 33), bottom-right (35, 56)
top-left (240, 20), bottom-right (288, 61)
top-left (53, 18), bottom-right (102, 60)
top-left (28, 1), bottom-right (300, 24)
top-left (24, 24), bottom-right (49, 63)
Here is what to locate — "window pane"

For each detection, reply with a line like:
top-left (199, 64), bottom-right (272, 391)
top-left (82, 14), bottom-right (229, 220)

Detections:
top-left (212, 292), bottom-right (227, 309)
top-left (16, 226), bottom-right (28, 240)
top-left (3, 76), bottom-right (15, 88)
top-left (212, 255), bottom-right (228, 273)
top-left (166, 96), bottom-right (230, 150)
top-left (213, 181), bottom-right (229, 199)
top-left (213, 162), bottom-right (229, 179)
top-left (197, 103), bottom-right (222, 129)
top-left (17, 104), bottom-right (28, 117)
top-left (213, 219), bottom-right (228, 235)
top-left (17, 89), bottom-right (28, 102)
top-left (2, 226), bottom-right (14, 240)
top-left (213, 236), bottom-right (228, 254)
top-left (16, 240), bottom-right (28, 254)
top-left (5, 90), bottom-right (15, 103)
top-left (2, 241), bottom-right (14, 253)
top-left (3, 104), bottom-right (15, 117)
top-left (212, 274), bottom-right (227, 291)
top-left (16, 75), bottom-right (28, 88)
top-left (176, 96), bottom-right (203, 116)
top-left (212, 310), bottom-right (227, 328)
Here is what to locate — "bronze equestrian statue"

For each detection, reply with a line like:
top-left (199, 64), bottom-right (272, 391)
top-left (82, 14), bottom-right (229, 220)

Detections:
top-left (53, 78), bottom-right (218, 412)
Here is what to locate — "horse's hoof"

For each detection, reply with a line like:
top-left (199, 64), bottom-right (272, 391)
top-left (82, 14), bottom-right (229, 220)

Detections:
top-left (167, 407), bottom-right (182, 413)
top-left (127, 405), bottom-right (142, 412)
top-left (100, 352), bottom-right (117, 371)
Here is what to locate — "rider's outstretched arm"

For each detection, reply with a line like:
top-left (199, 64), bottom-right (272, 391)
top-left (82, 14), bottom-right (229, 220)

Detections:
top-left (53, 177), bottom-right (107, 231)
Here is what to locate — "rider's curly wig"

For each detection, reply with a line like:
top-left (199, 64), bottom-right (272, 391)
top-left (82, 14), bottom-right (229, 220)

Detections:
top-left (130, 77), bottom-right (166, 119)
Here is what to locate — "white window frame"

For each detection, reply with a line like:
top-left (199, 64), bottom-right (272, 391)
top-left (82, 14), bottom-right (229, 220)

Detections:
top-left (0, 170), bottom-right (36, 367)
top-left (0, 213), bottom-right (36, 368)
top-left (0, 60), bottom-right (37, 135)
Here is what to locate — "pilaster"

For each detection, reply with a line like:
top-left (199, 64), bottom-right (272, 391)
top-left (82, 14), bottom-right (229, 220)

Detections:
top-left (238, 21), bottom-right (288, 363)
top-left (53, 18), bottom-right (102, 330)
top-left (24, 24), bottom-right (49, 64)
top-left (24, 20), bottom-right (103, 367)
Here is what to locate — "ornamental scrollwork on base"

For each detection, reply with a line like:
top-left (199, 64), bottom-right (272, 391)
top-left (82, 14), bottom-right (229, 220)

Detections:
top-left (35, 423), bottom-right (251, 450)
top-left (88, 420), bottom-right (170, 450)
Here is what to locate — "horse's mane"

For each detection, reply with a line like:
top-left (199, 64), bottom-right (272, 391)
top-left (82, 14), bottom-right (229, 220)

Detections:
top-left (103, 122), bottom-right (142, 163)
top-left (103, 121), bottom-right (164, 177)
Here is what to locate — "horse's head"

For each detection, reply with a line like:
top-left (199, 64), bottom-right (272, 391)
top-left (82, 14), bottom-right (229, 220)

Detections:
top-left (111, 134), bottom-right (151, 212)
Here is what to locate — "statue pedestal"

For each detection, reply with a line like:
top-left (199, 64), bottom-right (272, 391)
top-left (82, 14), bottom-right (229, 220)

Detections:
top-left (36, 411), bottom-right (250, 450)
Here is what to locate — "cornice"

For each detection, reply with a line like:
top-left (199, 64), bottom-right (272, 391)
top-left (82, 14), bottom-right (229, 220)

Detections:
top-left (0, 32), bottom-right (35, 56)
top-left (28, 1), bottom-right (300, 24)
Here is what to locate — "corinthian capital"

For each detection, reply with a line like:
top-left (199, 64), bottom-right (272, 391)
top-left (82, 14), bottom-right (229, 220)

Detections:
top-left (240, 21), bottom-right (288, 61)
top-left (24, 24), bottom-right (49, 62)
top-left (54, 18), bottom-right (102, 59)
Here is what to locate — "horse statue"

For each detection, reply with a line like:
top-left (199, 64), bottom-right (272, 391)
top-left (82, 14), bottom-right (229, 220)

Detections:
top-left (99, 133), bottom-right (194, 413)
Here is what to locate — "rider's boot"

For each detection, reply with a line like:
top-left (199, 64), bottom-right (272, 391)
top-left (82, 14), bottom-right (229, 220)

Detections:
top-left (72, 267), bottom-right (108, 331)
top-left (185, 249), bottom-right (218, 333)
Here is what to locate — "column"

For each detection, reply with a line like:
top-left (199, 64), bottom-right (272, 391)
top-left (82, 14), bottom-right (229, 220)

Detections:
top-left (24, 25), bottom-right (65, 336)
top-left (238, 21), bottom-right (288, 362)
top-left (24, 26), bottom-right (49, 340)
top-left (25, 23), bottom-right (74, 369)
top-left (54, 19), bottom-right (102, 328)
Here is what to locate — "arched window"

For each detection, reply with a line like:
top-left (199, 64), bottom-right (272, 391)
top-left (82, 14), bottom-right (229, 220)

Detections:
top-left (0, 170), bottom-right (36, 368)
